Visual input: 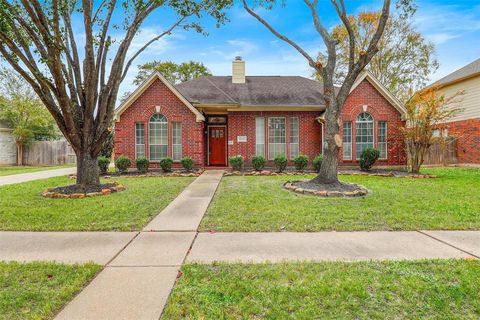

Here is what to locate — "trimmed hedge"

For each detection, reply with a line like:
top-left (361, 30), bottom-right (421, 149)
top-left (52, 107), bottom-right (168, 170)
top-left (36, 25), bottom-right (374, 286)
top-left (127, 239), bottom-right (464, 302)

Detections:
top-left (360, 148), bottom-right (380, 171)
top-left (251, 155), bottom-right (266, 171)
top-left (115, 155), bottom-right (131, 173)
top-left (98, 156), bottom-right (110, 174)
top-left (274, 154), bottom-right (288, 173)
top-left (229, 155), bottom-right (244, 171)
top-left (181, 156), bottom-right (194, 172)
top-left (293, 154), bottom-right (309, 171)
top-left (160, 157), bottom-right (173, 172)
top-left (136, 157), bottom-right (150, 173)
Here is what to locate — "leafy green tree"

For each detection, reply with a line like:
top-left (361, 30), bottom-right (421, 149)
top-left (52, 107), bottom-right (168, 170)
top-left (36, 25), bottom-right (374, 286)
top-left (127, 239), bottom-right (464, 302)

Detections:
top-left (0, 68), bottom-right (57, 165)
top-left (315, 10), bottom-right (438, 103)
top-left (134, 60), bottom-right (212, 85)
top-left (0, 0), bottom-right (230, 187)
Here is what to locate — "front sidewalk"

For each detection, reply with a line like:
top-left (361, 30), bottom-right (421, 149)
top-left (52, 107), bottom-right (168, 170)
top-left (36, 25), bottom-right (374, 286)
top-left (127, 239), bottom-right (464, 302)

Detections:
top-left (0, 166), bottom-right (76, 186)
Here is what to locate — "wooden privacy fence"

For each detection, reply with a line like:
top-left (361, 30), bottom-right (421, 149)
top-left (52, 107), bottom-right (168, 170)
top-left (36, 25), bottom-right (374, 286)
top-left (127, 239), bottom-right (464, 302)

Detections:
top-left (423, 137), bottom-right (457, 165)
top-left (23, 140), bottom-right (76, 166)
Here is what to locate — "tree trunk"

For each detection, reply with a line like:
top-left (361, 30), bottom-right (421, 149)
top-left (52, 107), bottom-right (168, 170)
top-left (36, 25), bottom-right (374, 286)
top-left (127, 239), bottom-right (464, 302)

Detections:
top-left (76, 150), bottom-right (100, 187)
top-left (310, 96), bottom-right (341, 185)
top-left (16, 142), bottom-right (23, 166)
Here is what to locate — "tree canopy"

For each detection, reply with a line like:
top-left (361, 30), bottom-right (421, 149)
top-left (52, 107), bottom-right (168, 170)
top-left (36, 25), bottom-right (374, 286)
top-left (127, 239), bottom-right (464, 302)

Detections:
top-left (316, 9), bottom-right (438, 103)
top-left (134, 60), bottom-right (212, 85)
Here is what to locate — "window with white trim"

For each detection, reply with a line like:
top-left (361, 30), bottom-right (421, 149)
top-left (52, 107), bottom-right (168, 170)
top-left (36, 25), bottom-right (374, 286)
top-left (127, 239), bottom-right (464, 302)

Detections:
top-left (149, 113), bottom-right (168, 161)
top-left (378, 121), bottom-right (387, 159)
top-left (172, 122), bottom-right (182, 161)
top-left (289, 117), bottom-right (299, 159)
top-left (135, 123), bottom-right (145, 158)
top-left (342, 122), bottom-right (352, 160)
top-left (255, 117), bottom-right (265, 156)
top-left (268, 117), bottom-right (286, 160)
top-left (355, 112), bottom-right (374, 159)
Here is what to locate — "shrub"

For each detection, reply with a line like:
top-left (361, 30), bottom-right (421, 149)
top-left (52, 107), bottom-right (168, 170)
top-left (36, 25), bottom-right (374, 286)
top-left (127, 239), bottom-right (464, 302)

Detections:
top-left (181, 156), bottom-right (194, 172)
top-left (313, 154), bottom-right (323, 173)
top-left (229, 155), bottom-right (244, 171)
top-left (251, 155), bottom-right (266, 171)
top-left (293, 154), bottom-right (309, 171)
top-left (360, 148), bottom-right (380, 171)
top-left (115, 155), bottom-right (131, 173)
top-left (136, 157), bottom-right (150, 173)
top-left (274, 154), bottom-right (288, 172)
top-left (159, 157), bottom-right (173, 172)
top-left (98, 156), bottom-right (110, 174)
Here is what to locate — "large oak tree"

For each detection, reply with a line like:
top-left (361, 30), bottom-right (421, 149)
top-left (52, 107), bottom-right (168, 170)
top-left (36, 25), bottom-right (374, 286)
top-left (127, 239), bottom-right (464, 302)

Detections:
top-left (242, 0), bottom-right (409, 186)
top-left (0, 0), bottom-right (230, 187)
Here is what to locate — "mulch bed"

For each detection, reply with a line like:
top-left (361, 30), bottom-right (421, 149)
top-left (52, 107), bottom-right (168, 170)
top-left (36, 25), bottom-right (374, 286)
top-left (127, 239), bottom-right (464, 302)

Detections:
top-left (224, 170), bottom-right (314, 177)
top-left (284, 180), bottom-right (369, 197)
top-left (41, 182), bottom-right (125, 199)
top-left (339, 169), bottom-right (436, 178)
top-left (99, 169), bottom-right (204, 178)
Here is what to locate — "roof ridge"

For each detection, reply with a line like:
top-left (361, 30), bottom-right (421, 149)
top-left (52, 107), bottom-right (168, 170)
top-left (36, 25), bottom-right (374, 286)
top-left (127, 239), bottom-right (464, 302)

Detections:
top-left (204, 77), bottom-right (238, 104)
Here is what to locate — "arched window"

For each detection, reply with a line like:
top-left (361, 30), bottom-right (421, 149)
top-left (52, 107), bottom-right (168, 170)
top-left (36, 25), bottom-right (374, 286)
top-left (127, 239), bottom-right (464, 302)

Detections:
top-left (149, 113), bottom-right (168, 160)
top-left (355, 112), bottom-right (374, 159)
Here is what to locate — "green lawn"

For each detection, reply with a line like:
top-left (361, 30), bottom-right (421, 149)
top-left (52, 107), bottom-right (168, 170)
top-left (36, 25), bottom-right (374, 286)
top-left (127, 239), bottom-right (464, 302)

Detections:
top-left (0, 261), bottom-right (100, 320)
top-left (163, 260), bottom-right (480, 319)
top-left (0, 165), bottom-right (74, 176)
top-left (201, 167), bottom-right (480, 231)
top-left (0, 176), bottom-right (194, 231)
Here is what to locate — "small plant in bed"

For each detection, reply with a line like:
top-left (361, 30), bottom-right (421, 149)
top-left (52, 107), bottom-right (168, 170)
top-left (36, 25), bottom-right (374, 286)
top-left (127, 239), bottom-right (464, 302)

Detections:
top-left (229, 155), bottom-right (244, 171)
top-left (274, 154), bottom-right (288, 173)
top-left (115, 155), bottom-right (131, 173)
top-left (181, 156), bottom-right (195, 172)
top-left (293, 154), bottom-right (309, 172)
top-left (359, 148), bottom-right (380, 171)
top-left (160, 157), bottom-right (173, 172)
top-left (251, 155), bottom-right (266, 171)
top-left (136, 157), bottom-right (150, 173)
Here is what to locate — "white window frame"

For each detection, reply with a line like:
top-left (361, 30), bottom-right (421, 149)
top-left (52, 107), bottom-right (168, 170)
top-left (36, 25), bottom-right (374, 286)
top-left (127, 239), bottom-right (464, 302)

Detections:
top-left (355, 112), bottom-right (375, 160)
top-left (255, 117), bottom-right (265, 157)
top-left (135, 122), bottom-right (145, 159)
top-left (289, 117), bottom-right (299, 159)
top-left (378, 121), bottom-right (388, 160)
top-left (149, 113), bottom-right (168, 161)
top-left (268, 117), bottom-right (286, 160)
top-left (342, 121), bottom-right (352, 160)
top-left (172, 122), bottom-right (182, 161)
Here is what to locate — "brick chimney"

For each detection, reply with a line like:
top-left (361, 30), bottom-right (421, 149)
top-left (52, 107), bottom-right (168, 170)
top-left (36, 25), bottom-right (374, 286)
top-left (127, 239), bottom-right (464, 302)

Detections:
top-left (232, 56), bottom-right (245, 84)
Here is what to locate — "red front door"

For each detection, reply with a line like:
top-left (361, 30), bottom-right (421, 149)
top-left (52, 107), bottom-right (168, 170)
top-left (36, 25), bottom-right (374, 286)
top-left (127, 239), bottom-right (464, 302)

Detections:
top-left (208, 126), bottom-right (226, 166)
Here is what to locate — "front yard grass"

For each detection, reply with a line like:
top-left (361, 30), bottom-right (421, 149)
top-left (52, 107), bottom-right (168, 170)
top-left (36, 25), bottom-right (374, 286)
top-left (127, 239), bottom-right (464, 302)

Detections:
top-left (201, 167), bottom-right (480, 231)
top-left (163, 259), bottom-right (480, 319)
top-left (0, 176), bottom-right (194, 231)
top-left (0, 165), bottom-right (74, 176)
top-left (0, 261), bottom-right (100, 320)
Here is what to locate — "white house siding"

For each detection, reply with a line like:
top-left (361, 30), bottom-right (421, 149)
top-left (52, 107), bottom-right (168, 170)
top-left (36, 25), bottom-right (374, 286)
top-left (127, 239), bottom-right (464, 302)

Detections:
top-left (438, 75), bottom-right (480, 123)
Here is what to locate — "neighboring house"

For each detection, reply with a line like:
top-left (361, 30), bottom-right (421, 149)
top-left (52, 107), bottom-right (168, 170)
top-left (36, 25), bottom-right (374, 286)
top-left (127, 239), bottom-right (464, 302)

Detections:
top-left (430, 58), bottom-right (480, 164)
top-left (114, 57), bottom-right (406, 168)
top-left (0, 120), bottom-right (16, 165)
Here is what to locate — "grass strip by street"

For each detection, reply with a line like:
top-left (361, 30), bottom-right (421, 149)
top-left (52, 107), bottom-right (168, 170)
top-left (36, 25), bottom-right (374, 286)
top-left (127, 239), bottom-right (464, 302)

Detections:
top-left (0, 165), bottom-right (74, 177)
top-left (201, 167), bottom-right (480, 231)
top-left (0, 176), bottom-right (194, 231)
top-left (163, 259), bottom-right (480, 319)
top-left (0, 261), bottom-right (100, 320)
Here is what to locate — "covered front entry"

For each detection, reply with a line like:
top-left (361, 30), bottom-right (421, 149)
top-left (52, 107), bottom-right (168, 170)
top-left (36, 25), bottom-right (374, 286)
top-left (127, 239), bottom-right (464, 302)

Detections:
top-left (208, 126), bottom-right (227, 166)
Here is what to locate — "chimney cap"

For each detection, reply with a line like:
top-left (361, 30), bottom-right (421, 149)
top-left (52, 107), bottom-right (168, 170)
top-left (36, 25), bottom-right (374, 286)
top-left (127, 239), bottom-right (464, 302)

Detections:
top-left (234, 56), bottom-right (242, 61)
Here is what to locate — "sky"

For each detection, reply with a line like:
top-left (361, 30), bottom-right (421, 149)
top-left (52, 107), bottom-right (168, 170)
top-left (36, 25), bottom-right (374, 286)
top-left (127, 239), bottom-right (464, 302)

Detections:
top-left (116, 0), bottom-right (480, 97)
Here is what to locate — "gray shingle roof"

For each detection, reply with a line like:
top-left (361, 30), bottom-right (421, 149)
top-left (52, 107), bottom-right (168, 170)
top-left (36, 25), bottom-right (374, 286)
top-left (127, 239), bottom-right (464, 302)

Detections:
top-left (434, 58), bottom-right (480, 86)
top-left (175, 76), bottom-right (327, 106)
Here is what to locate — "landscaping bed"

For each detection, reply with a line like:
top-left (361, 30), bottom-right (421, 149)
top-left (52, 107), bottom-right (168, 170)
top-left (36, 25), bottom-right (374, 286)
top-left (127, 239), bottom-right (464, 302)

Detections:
top-left (0, 261), bottom-right (100, 320)
top-left (41, 181), bottom-right (125, 198)
top-left (339, 168), bottom-right (436, 178)
top-left (0, 175), bottom-right (194, 231)
top-left (163, 260), bottom-right (480, 319)
top-left (100, 168), bottom-right (203, 178)
top-left (201, 167), bottom-right (480, 232)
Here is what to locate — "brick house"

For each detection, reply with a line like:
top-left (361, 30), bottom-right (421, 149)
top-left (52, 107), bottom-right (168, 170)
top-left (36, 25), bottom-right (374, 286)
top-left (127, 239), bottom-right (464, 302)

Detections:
top-left (429, 58), bottom-right (480, 164)
top-left (114, 57), bottom-right (407, 169)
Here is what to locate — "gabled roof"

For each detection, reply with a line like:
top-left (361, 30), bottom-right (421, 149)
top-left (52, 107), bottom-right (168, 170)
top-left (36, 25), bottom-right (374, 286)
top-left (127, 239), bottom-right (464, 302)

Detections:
top-left (350, 71), bottom-right (407, 116)
top-left (433, 58), bottom-right (480, 87)
top-left (115, 72), bottom-right (205, 122)
top-left (175, 76), bottom-right (327, 107)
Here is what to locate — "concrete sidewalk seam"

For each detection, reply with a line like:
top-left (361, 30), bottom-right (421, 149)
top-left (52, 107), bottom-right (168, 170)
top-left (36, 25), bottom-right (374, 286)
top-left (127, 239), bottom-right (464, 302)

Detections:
top-left (105, 232), bottom-right (141, 266)
top-left (417, 230), bottom-right (480, 259)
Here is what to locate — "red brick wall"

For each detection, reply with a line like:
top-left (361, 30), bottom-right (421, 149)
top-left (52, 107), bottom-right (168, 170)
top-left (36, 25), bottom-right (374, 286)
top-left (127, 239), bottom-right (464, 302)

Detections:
top-left (227, 111), bottom-right (322, 167)
top-left (114, 79), bottom-right (205, 168)
top-left (444, 119), bottom-right (480, 164)
top-left (340, 80), bottom-right (406, 166)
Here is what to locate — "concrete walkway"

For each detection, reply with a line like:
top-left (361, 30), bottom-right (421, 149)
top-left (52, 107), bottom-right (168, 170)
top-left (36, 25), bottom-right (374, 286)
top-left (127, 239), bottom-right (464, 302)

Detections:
top-left (54, 170), bottom-right (224, 320)
top-left (0, 167), bottom-right (76, 186)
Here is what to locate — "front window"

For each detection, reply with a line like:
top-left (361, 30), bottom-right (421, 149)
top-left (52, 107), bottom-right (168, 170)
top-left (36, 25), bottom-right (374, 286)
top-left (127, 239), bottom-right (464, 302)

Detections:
top-left (343, 122), bottom-right (352, 160)
top-left (355, 112), bottom-right (374, 159)
top-left (289, 117), bottom-right (299, 159)
top-left (378, 121), bottom-right (387, 159)
top-left (268, 117), bottom-right (286, 160)
top-left (149, 113), bottom-right (168, 161)
top-left (255, 117), bottom-right (265, 156)
top-left (172, 122), bottom-right (182, 161)
top-left (135, 123), bottom-right (145, 158)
